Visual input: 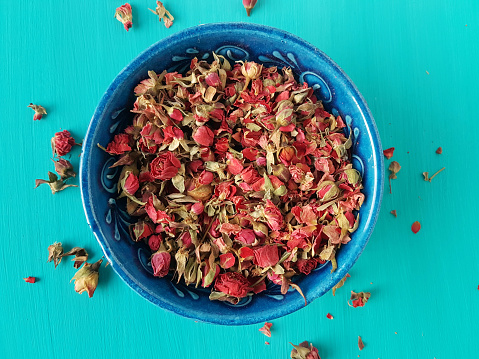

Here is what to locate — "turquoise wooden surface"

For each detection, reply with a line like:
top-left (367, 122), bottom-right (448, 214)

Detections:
top-left (1, 0), bottom-right (478, 358)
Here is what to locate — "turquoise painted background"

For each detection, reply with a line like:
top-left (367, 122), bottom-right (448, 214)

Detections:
top-left (1, 0), bottom-right (478, 358)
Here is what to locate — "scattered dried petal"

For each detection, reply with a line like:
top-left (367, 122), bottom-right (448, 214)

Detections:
top-left (149, 1), bottom-right (174, 28)
top-left (28, 103), bottom-right (47, 121)
top-left (436, 147), bottom-right (442, 154)
top-left (23, 276), bottom-right (36, 283)
top-left (390, 210), bottom-right (397, 217)
top-left (115, 3), bottom-right (133, 31)
top-left (61, 247), bottom-right (89, 269)
top-left (332, 273), bottom-right (351, 296)
top-left (259, 322), bottom-right (272, 337)
top-left (358, 336), bottom-right (365, 351)
top-left (326, 313), bottom-right (333, 319)
top-left (349, 291), bottom-right (371, 307)
top-left (423, 167), bottom-right (445, 182)
top-left (383, 147), bottom-right (395, 159)
top-left (47, 242), bottom-right (64, 268)
top-left (290, 341), bottom-right (321, 359)
top-left (388, 161), bottom-right (401, 193)
top-left (411, 221), bottom-right (421, 234)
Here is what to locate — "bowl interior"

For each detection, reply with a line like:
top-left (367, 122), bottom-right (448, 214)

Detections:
top-left (80, 23), bottom-right (383, 325)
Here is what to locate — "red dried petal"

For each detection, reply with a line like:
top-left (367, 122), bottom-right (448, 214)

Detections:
top-left (383, 147), bottom-right (395, 159)
top-left (358, 336), bottom-right (365, 351)
top-left (23, 276), bottom-right (36, 283)
top-left (259, 322), bottom-right (272, 337)
top-left (411, 221), bottom-right (421, 234)
top-left (326, 313), bottom-right (333, 319)
top-left (436, 147), bottom-right (442, 154)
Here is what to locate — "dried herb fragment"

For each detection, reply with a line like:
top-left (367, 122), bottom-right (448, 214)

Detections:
top-left (61, 247), bottom-right (89, 269)
top-left (423, 167), bottom-right (445, 182)
top-left (290, 341), bottom-right (321, 359)
top-left (388, 161), bottom-right (401, 194)
top-left (47, 242), bottom-right (64, 268)
top-left (243, 0), bottom-right (258, 16)
top-left (332, 273), bottom-right (351, 296)
top-left (35, 171), bottom-right (77, 194)
top-left (383, 147), bottom-right (395, 159)
top-left (358, 336), bottom-right (365, 351)
top-left (411, 221), bottom-right (421, 234)
top-left (28, 103), bottom-right (47, 121)
top-left (349, 290), bottom-right (371, 307)
top-left (390, 210), bottom-right (397, 217)
top-left (70, 259), bottom-right (103, 298)
top-left (259, 322), bottom-right (272, 337)
top-left (149, 1), bottom-right (174, 28)
top-left (326, 313), bottom-right (333, 319)
top-left (436, 147), bottom-right (442, 154)
top-left (23, 277), bottom-right (36, 283)
top-left (265, 341), bottom-right (270, 345)
top-left (115, 3), bottom-right (133, 31)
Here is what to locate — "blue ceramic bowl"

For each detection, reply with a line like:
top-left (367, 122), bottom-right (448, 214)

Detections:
top-left (80, 23), bottom-right (383, 325)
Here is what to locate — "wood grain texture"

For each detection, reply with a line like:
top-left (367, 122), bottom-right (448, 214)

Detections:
top-left (1, 0), bottom-right (478, 358)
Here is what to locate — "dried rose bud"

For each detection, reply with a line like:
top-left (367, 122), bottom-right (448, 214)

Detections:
top-left (149, 1), bottom-right (174, 28)
top-left (272, 164), bottom-right (291, 183)
top-left (242, 0), bottom-right (258, 16)
top-left (47, 242), bottom-right (64, 267)
top-left (290, 341), bottom-right (321, 359)
top-left (23, 276), bottom-right (36, 283)
top-left (35, 171), bottom-right (78, 194)
top-left (28, 103), bottom-right (47, 121)
top-left (191, 202), bottom-right (204, 215)
top-left (51, 130), bottom-right (76, 157)
top-left (151, 250), bottom-right (171, 277)
top-left (70, 259), bottom-right (103, 298)
top-left (115, 3), bottom-right (133, 32)
top-left (241, 61), bottom-right (263, 81)
top-left (52, 158), bottom-right (76, 180)
top-left (62, 247), bottom-right (89, 269)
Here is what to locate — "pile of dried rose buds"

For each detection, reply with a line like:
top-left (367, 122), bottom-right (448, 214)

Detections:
top-left (101, 54), bottom-right (364, 304)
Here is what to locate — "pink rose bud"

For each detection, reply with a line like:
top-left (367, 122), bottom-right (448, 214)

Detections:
top-left (52, 158), bottom-right (76, 180)
top-left (149, 152), bottom-right (181, 180)
top-left (241, 61), bottom-right (263, 80)
top-left (70, 259), bottom-right (103, 298)
top-left (148, 235), bottom-right (162, 252)
top-left (242, 0), bottom-right (258, 16)
top-left (205, 72), bottom-right (221, 87)
top-left (151, 251), bottom-right (171, 277)
top-left (114, 3), bottom-right (133, 31)
top-left (51, 130), bottom-right (76, 157)
top-left (191, 202), bottom-right (204, 215)
top-left (27, 103), bottom-right (47, 121)
top-left (214, 272), bottom-right (252, 298)
top-left (290, 341), bottom-right (321, 359)
top-left (193, 126), bottom-right (215, 147)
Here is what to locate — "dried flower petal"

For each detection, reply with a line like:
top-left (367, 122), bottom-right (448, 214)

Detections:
top-left (390, 210), bottom-right (397, 217)
top-left (23, 276), bottom-right (36, 283)
top-left (28, 103), bottom-right (47, 121)
top-left (388, 161), bottom-right (401, 194)
top-left (47, 242), bottom-right (64, 267)
top-left (358, 336), bottom-right (365, 350)
top-left (349, 290), bottom-right (371, 307)
top-left (332, 273), bottom-right (350, 296)
top-left (326, 313), bottom-right (333, 319)
top-left (243, 0), bottom-right (258, 16)
top-left (383, 147), bottom-right (395, 159)
top-left (62, 247), bottom-right (89, 269)
top-left (290, 341), bottom-right (321, 359)
top-left (115, 3), bottom-right (133, 31)
top-left (70, 259), bottom-right (103, 298)
top-left (436, 147), bottom-right (442, 154)
top-left (149, 1), bottom-right (174, 28)
top-left (259, 322), bottom-right (272, 337)
top-left (411, 221), bottom-right (421, 234)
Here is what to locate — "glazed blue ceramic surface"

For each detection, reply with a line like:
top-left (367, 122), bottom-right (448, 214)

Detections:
top-left (80, 22), bottom-right (383, 325)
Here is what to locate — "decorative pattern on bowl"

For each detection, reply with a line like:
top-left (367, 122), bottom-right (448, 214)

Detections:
top-left (80, 23), bottom-right (383, 325)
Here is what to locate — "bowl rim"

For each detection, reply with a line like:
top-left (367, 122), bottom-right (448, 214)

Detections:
top-left (80, 22), bottom-right (384, 325)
